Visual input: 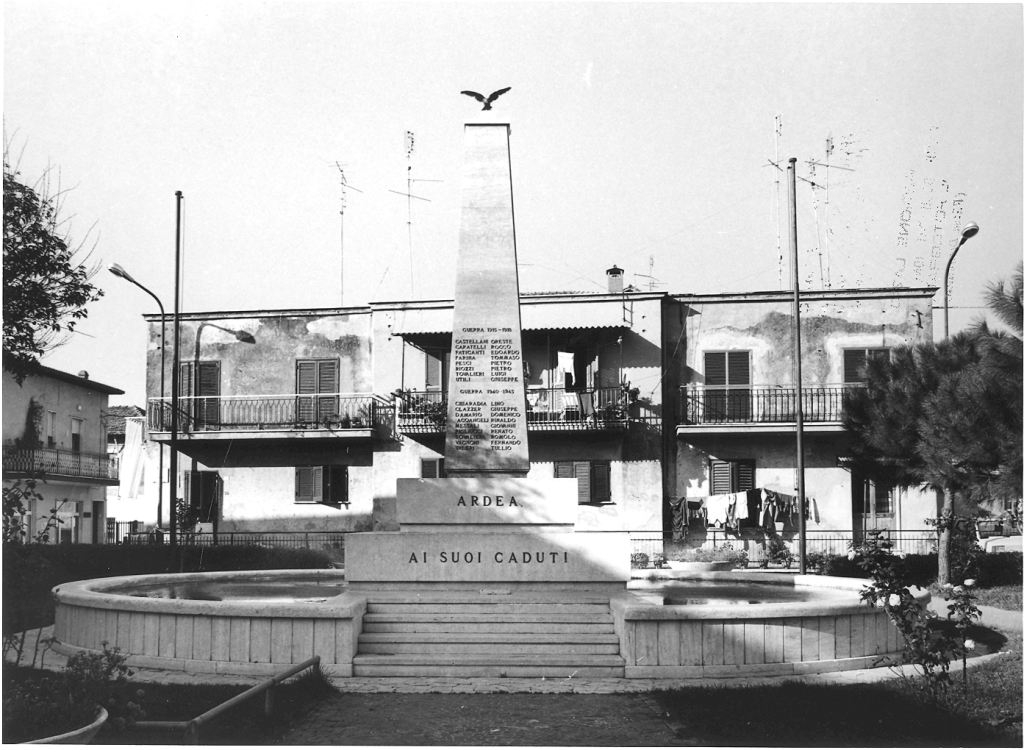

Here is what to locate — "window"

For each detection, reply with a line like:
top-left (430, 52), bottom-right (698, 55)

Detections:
top-left (709, 459), bottom-right (755, 495)
top-left (421, 459), bottom-right (446, 478)
top-left (70, 418), bottom-right (83, 453)
top-left (843, 348), bottom-right (890, 384)
top-left (296, 359), bottom-right (340, 424)
top-left (852, 472), bottom-right (894, 516)
top-left (46, 412), bottom-right (57, 448)
top-left (554, 461), bottom-right (611, 504)
top-left (704, 351), bottom-right (751, 420)
top-left (295, 466), bottom-right (348, 505)
top-left (185, 471), bottom-right (222, 523)
top-left (425, 349), bottom-right (449, 392)
top-left (181, 361), bottom-right (221, 428)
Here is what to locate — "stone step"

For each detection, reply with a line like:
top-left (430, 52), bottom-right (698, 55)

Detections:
top-left (353, 663), bottom-right (625, 678)
top-left (362, 612), bottom-right (613, 624)
top-left (358, 641), bottom-right (620, 655)
top-left (366, 602), bottom-right (610, 615)
top-left (352, 652), bottom-right (626, 677)
top-left (363, 592), bottom-right (614, 604)
top-left (362, 621), bottom-right (616, 634)
top-left (360, 631), bottom-right (619, 644)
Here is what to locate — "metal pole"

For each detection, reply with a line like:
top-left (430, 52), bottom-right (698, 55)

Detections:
top-left (169, 191), bottom-right (183, 547)
top-left (788, 158), bottom-right (807, 574)
top-left (942, 240), bottom-right (964, 339)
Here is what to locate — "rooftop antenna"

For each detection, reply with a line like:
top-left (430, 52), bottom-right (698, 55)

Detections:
top-left (775, 115), bottom-right (783, 289)
top-left (633, 256), bottom-right (664, 292)
top-left (331, 162), bottom-right (363, 305)
top-left (389, 131), bottom-right (441, 297)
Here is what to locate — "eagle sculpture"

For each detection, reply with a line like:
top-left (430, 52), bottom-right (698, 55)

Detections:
top-left (460, 87), bottom-right (511, 111)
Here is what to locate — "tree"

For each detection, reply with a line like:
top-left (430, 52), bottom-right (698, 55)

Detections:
top-left (3, 149), bottom-right (102, 384)
top-left (844, 264), bottom-right (1023, 584)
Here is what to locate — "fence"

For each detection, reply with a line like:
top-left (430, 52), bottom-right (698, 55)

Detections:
top-left (630, 528), bottom-right (939, 564)
top-left (680, 384), bottom-right (852, 425)
top-left (106, 519), bottom-right (141, 545)
top-left (147, 394), bottom-right (382, 433)
top-left (3, 448), bottom-right (118, 482)
top-left (123, 530), bottom-right (346, 558)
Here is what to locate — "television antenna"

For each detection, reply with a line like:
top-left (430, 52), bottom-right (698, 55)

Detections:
top-left (330, 162), bottom-right (363, 305)
top-left (388, 131), bottom-right (441, 297)
top-left (633, 256), bottom-right (665, 292)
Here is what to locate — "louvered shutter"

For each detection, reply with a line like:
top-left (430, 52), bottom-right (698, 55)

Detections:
top-left (326, 466), bottom-right (348, 505)
top-left (421, 459), bottom-right (445, 479)
top-left (843, 350), bottom-right (867, 384)
top-left (736, 461), bottom-right (755, 492)
top-left (317, 360), bottom-right (340, 422)
top-left (727, 352), bottom-right (750, 385)
top-left (295, 467), bottom-right (316, 502)
top-left (197, 362), bottom-right (220, 427)
top-left (554, 461), bottom-right (574, 479)
top-left (296, 361), bottom-right (318, 422)
top-left (704, 352), bottom-right (727, 386)
top-left (710, 460), bottom-right (734, 495)
top-left (574, 461), bottom-right (591, 504)
top-left (592, 462), bottom-right (611, 503)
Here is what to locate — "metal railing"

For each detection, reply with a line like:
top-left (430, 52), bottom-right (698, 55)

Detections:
top-left (134, 656), bottom-right (321, 744)
top-left (124, 530), bottom-right (346, 557)
top-left (680, 384), bottom-right (853, 425)
top-left (147, 394), bottom-right (383, 433)
top-left (106, 519), bottom-right (141, 544)
top-left (631, 528), bottom-right (939, 562)
top-left (396, 387), bottom-right (632, 433)
top-left (2, 447), bottom-right (119, 482)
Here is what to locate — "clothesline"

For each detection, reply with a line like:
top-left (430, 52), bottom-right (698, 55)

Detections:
top-left (674, 488), bottom-right (810, 532)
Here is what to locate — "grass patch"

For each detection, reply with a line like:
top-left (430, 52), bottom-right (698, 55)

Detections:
top-left (651, 629), bottom-right (1022, 747)
top-left (974, 585), bottom-right (1022, 611)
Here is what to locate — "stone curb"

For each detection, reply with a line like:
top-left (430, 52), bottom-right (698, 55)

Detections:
top-left (927, 596), bottom-right (1023, 632)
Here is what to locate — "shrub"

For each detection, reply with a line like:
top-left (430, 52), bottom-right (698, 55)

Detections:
top-left (665, 543), bottom-right (748, 568)
top-left (760, 531), bottom-right (794, 568)
top-left (3, 643), bottom-right (144, 742)
top-left (630, 552), bottom-right (649, 569)
top-left (973, 551), bottom-right (1023, 587)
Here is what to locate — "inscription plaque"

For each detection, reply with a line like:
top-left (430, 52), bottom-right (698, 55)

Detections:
top-left (444, 124), bottom-right (529, 475)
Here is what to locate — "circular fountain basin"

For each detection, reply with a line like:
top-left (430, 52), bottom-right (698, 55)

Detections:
top-left (52, 569), bottom-right (364, 677)
top-left (614, 571), bottom-right (928, 679)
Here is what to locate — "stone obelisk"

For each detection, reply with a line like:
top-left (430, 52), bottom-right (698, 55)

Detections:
top-left (444, 123), bottom-right (529, 477)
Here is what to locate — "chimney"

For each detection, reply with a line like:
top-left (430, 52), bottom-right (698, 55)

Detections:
top-left (606, 266), bottom-right (624, 294)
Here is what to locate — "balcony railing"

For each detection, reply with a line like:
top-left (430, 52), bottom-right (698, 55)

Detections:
top-left (396, 387), bottom-right (630, 433)
top-left (680, 384), bottom-right (852, 425)
top-left (147, 394), bottom-right (383, 433)
top-left (3, 448), bottom-right (119, 482)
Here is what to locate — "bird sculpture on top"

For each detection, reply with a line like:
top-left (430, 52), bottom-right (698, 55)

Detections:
top-left (460, 87), bottom-right (511, 110)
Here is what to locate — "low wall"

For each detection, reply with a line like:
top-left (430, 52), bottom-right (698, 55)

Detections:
top-left (52, 570), bottom-right (364, 677)
top-left (613, 573), bottom-right (922, 678)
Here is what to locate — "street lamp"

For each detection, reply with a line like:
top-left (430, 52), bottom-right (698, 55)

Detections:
top-left (943, 222), bottom-right (980, 338)
top-left (109, 264), bottom-right (167, 529)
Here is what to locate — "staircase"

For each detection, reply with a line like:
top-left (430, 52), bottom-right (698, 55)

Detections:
top-left (352, 592), bottom-right (625, 677)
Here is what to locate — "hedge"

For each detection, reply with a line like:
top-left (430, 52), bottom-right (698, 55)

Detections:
top-left (809, 550), bottom-right (1022, 588)
top-left (3, 543), bottom-right (334, 634)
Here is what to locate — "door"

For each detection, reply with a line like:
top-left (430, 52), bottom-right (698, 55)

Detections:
top-left (181, 362), bottom-right (221, 430)
top-left (852, 471), bottom-right (895, 543)
top-left (704, 351), bottom-right (751, 421)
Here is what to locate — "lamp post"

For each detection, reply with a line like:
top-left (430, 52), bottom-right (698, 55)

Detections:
top-left (942, 222), bottom-right (980, 338)
top-left (108, 264), bottom-right (167, 529)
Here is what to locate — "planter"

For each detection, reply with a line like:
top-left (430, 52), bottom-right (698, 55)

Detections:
top-left (665, 561), bottom-right (735, 572)
top-left (25, 707), bottom-right (107, 745)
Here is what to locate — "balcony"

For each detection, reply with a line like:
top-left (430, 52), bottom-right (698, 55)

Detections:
top-left (148, 394), bottom-right (387, 435)
top-left (396, 387), bottom-right (630, 434)
top-left (3, 448), bottom-right (119, 485)
top-left (678, 384), bottom-right (851, 435)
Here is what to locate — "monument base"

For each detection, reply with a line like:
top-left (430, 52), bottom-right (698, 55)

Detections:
top-left (345, 531), bottom-right (630, 584)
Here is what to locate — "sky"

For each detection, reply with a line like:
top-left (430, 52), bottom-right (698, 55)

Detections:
top-left (5, 2), bottom-right (1022, 408)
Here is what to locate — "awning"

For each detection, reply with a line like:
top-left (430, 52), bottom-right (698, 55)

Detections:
top-left (389, 298), bottom-right (630, 336)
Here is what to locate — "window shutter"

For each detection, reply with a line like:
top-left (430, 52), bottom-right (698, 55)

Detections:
top-left (421, 459), bottom-right (445, 479)
top-left (592, 462), bottom-right (611, 503)
top-left (312, 467), bottom-right (323, 503)
top-left (317, 360), bottom-right (340, 393)
top-left (554, 461), bottom-right (574, 479)
top-left (573, 461), bottom-right (591, 504)
top-left (197, 362), bottom-right (220, 396)
top-left (326, 466), bottom-right (348, 504)
top-left (736, 461), bottom-right (755, 492)
top-left (727, 352), bottom-right (750, 385)
top-left (179, 362), bottom-right (194, 396)
top-left (843, 350), bottom-right (867, 384)
top-left (710, 460), bottom-right (733, 495)
top-left (704, 352), bottom-right (727, 386)
top-left (297, 362), bottom-right (318, 394)
top-left (296, 467), bottom-right (316, 502)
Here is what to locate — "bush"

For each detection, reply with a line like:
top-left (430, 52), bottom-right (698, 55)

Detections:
top-left (973, 551), bottom-right (1023, 587)
top-left (3, 543), bottom-right (334, 633)
top-left (630, 552), bottom-right (649, 569)
top-left (665, 543), bottom-right (748, 568)
top-left (3, 643), bottom-right (144, 742)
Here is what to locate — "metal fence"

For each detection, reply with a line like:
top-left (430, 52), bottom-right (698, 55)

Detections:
top-left (147, 394), bottom-right (382, 433)
top-left (630, 528), bottom-right (939, 563)
top-left (4, 448), bottom-right (119, 482)
top-left (122, 530), bottom-right (346, 559)
top-left (680, 384), bottom-right (852, 425)
top-left (106, 519), bottom-right (141, 545)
